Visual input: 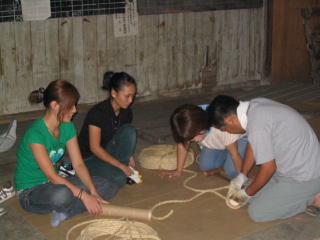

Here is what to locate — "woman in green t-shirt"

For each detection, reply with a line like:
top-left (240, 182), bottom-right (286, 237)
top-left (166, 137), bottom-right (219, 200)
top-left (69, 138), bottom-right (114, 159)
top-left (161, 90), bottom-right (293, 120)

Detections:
top-left (14, 80), bottom-right (118, 227)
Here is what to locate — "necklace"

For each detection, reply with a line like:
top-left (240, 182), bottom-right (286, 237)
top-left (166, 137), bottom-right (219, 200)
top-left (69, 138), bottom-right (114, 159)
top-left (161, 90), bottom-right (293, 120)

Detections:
top-left (43, 117), bottom-right (60, 138)
top-left (48, 127), bottom-right (59, 138)
top-left (45, 123), bottom-right (59, 138)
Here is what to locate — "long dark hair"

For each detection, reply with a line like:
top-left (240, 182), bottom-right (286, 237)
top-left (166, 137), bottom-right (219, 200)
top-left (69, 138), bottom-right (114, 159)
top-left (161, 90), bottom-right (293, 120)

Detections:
top-left (170, 104), bottom-right (209, 144)
top-left (29, 80), bottom-right (80, 121)
top-left (102, 71), bottom-right (136, 96)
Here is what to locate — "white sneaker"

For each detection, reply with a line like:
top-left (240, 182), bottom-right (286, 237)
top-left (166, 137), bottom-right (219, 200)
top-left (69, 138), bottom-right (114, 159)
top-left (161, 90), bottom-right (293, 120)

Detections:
top-left (0, 207), bottom-right (7, 216)
top-left (0, 182), bottom-right (15, 204)
top-left (58, 163), bottom-right (75, 177)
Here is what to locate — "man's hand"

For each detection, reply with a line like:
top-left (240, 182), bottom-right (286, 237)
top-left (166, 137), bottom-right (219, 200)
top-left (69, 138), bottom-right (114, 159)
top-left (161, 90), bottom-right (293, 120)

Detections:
top-left (159, 170), bottom-right (181, 178)
top-left (226, 189), bottom-right (251, 209)
top-left (233, 189), bottom-right (251, 207)
top-left (230, 173), bottom-right (248, 190)
top-left (227, 173), bottom-right (249, 204)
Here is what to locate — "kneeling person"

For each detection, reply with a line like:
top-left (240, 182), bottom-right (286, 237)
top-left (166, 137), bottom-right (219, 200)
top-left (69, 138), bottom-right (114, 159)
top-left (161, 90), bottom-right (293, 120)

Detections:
top-left (160, 104), bottom-right (248, 178)
top-left (207, 95), bottom-right (320, 222)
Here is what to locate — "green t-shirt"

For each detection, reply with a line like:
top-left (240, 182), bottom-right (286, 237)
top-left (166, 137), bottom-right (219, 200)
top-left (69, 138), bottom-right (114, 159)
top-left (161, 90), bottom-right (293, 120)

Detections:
top-left (14, 118), bottom-right (76, 191)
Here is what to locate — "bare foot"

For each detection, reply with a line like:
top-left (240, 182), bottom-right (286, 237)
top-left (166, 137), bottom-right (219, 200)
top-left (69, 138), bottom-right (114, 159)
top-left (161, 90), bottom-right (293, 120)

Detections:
top-left (312, 193), bottom-right (320, 208)
top-left (203, 168), bottom-right (222, 177)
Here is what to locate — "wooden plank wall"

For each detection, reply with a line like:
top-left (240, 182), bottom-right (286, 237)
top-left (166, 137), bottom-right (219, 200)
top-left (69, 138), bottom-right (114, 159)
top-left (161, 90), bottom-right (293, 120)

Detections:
top-left (0, 7), bottom-right (266, 115)
top-left (271, 0), bottom-right (320, 82)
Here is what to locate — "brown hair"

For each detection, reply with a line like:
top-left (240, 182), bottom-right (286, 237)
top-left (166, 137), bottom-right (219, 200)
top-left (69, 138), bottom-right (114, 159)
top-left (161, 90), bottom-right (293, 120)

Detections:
top-left (29, 80), bottom-right (80, 121)
top-left (170, 104), bottom-right (209, 144)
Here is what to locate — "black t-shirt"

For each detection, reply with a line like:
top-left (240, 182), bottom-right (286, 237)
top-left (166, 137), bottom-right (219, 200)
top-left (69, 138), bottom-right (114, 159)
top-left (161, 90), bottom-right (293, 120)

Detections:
top-left (78, 99), bottom-right (133, 158)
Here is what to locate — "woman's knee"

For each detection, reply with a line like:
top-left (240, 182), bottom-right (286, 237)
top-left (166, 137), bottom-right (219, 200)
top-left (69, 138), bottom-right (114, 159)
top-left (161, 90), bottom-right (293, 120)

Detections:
top-left (113, 174), bottom-right (127, 188)
top-left (223, 157), bottom-right (238, 178)
top-left (119, 124), bottom-right (136, 136)
top-left (198, 154), bottom-right (215, 171)
top-left (118, 124), bottom-right (137, 144)
top-left (198, 157), bottom-right (209, 171)
top-left (51, 186), bottom-right (74, 207)
top-left (198, 147), bottom-right (223, 171)
top-left (92, 176), bottom-right (119, 200)
top-left (224, 168), bottom-right (238, 179)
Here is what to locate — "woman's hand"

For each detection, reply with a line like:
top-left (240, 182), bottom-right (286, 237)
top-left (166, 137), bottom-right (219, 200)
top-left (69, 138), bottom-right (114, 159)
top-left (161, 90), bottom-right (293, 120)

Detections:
top-left (81, 191), bottom-right (104, 215)
top-left (159, 170), bottom-right (182, 178)
top-left (90, 190), bottom-right (109, 204)
top-left (120, 164), bottom-right (134, 176)
top-left (129, 156), bottom-right (136, 168)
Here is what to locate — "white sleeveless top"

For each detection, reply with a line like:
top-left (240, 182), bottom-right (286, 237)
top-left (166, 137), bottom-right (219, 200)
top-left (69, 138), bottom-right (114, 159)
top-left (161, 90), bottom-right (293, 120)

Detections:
top-left (200, 127), bottom-right (244, 150)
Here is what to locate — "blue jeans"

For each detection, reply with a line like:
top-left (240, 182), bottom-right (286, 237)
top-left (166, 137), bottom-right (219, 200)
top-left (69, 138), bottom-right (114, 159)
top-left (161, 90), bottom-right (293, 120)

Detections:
top-left (18, 175), bottom-right (118, 218)
top-left (85, 124), bottom-right (137, 188)
top-left (198, 136), bottom-right (248, 178)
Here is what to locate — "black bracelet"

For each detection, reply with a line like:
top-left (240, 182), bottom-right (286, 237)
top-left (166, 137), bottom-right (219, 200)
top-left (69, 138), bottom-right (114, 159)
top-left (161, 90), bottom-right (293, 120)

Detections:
top-left (77, 189), bottom-right (83, 200)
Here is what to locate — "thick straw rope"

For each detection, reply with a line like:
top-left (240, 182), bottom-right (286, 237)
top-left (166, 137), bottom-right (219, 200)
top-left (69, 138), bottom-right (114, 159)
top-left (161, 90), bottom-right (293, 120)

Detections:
top-left (151, 169), bottom-right (232, 220)
top-left (138, 145), bottom-right (195, 170)
top-left (66, 218), bottom-right (160, 240)
top-left (67, 169), bottom-right (238, 240)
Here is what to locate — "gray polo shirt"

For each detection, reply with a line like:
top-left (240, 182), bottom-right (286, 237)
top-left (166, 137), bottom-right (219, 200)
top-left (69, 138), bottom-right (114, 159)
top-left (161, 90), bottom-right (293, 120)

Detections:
top-left (247, 98), bottom-right (320, 181)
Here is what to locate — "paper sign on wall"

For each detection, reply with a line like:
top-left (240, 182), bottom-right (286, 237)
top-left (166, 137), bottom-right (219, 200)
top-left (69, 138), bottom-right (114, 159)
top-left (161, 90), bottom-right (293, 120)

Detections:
top-left (113, 0), bottom-right (139, 37)
top-left (21, 0), bottom-right (51, 21)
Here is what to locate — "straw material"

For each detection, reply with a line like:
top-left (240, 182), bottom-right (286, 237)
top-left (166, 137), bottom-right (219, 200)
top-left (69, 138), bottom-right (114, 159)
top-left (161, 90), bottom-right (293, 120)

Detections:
top-left (138, 144), bottom-right (194, 170)
top-left (66, 219), bottom-right (160, 240)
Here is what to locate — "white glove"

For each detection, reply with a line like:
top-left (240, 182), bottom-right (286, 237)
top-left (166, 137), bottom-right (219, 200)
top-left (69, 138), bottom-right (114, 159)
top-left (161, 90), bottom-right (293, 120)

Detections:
top-left (234, 189), bottom-right (251, 207)
top-left (230, 173), bottom-right (248, 190)
top-left (226, 189), bottom-right (251, 209)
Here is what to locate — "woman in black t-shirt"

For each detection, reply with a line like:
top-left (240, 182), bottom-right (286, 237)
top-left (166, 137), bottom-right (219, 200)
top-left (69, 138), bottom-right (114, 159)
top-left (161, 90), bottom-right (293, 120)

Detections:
top-left (78, 72), bottom-right (137, 187)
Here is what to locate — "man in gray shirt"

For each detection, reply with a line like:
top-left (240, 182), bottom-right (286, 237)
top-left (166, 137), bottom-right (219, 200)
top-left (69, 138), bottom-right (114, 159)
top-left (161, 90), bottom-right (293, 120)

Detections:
top-left (207, 95), bottom-right (320, 222)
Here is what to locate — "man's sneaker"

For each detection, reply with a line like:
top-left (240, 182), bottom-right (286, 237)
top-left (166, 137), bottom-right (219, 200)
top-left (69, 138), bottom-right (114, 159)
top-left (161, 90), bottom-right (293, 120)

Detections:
top-left (58, 161), bottom-right (75, 177)
top-left (0, 181), bottom-right (15, 204)
top-left (306, 206), bottom-right (320, 217)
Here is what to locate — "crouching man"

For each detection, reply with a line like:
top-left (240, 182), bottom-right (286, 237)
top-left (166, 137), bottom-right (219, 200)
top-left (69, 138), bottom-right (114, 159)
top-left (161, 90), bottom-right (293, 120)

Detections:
top-left (207, 95), bottom-right (320, 222)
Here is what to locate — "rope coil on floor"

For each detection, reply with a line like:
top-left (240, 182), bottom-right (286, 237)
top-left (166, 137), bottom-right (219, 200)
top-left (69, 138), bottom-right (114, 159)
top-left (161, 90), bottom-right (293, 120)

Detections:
top-left (66, 218), bottom-right (160, 240)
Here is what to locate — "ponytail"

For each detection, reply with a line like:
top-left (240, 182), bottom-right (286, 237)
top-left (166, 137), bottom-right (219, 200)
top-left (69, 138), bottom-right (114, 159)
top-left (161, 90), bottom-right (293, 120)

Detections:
top-left (29, 87), bottom-right (45, 104)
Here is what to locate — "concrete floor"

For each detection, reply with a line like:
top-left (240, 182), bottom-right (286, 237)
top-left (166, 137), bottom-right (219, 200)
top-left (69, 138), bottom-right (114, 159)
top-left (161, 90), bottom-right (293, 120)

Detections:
top-left (1, 81), bottom-right (320, 240)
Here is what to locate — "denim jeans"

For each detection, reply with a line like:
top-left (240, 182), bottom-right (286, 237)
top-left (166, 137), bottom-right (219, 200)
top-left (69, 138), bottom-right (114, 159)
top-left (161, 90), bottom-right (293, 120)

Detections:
top-left (18, 175), bottom-right (118, 218)
top-left (84, 124), bottom-right (137, 188)
top-left (198, 136), bottom-right (248, 178)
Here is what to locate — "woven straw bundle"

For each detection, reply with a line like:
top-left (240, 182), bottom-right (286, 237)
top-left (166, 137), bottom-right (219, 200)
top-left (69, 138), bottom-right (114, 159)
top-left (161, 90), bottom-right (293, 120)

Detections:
top-left (138, 144), bottom-right (195, 170)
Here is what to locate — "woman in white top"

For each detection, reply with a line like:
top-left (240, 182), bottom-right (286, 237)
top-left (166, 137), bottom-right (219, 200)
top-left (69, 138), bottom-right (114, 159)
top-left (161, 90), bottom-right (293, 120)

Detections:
top-left (160, 104), bottom-right (248, 178)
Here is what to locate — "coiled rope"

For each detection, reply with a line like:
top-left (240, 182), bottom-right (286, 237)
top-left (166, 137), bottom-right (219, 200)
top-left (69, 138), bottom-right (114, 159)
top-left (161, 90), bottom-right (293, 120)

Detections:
top-left (138, 144), bottom-right (195, 170)
top-left (66, 218), bottom-right (160, 240)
